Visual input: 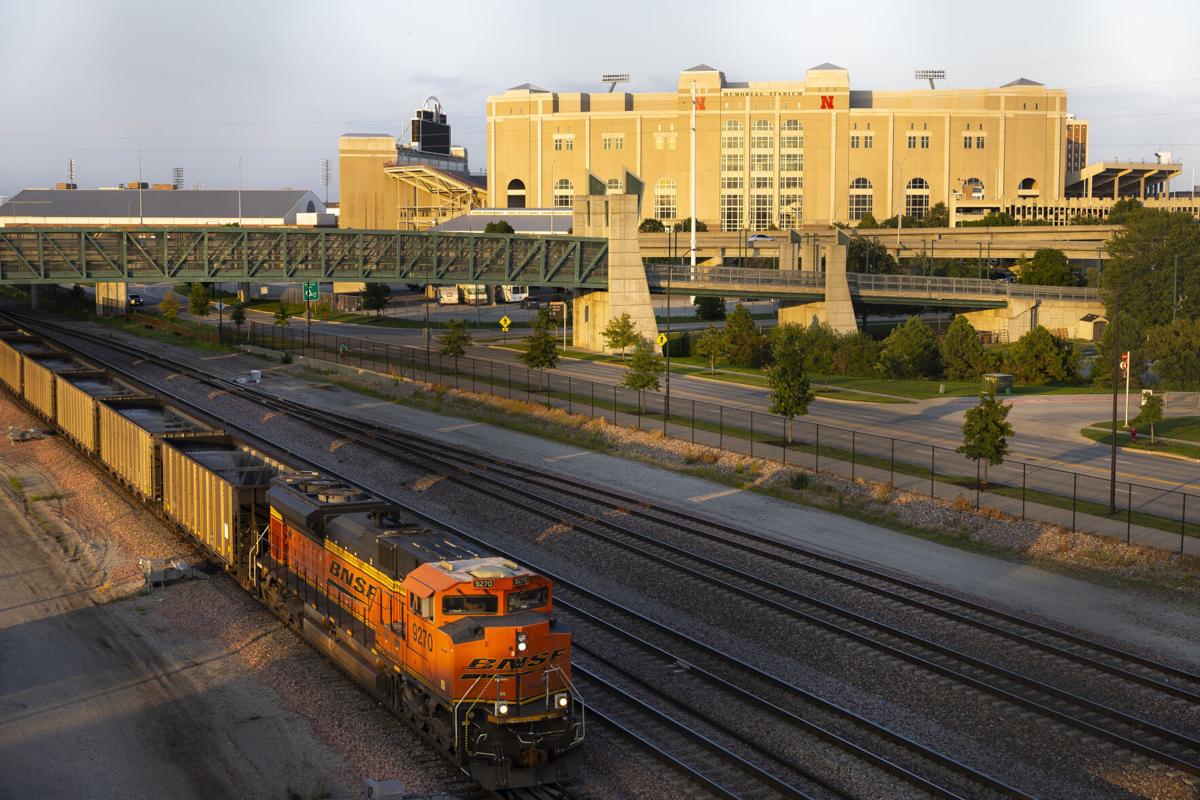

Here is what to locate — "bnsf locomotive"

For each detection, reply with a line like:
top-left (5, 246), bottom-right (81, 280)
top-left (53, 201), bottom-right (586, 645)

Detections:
top-left (262, 473), bottom-right (584, 788)
top-left (0, 324), bottom-right (584, 790)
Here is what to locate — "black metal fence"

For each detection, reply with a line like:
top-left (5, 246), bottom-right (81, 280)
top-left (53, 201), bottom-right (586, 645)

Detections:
top-left (242, 321), bottom-right (1198, 557)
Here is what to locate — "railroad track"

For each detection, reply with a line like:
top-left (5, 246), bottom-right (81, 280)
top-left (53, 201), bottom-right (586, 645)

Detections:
top-left (17, 315), bottom-right (1200, 796)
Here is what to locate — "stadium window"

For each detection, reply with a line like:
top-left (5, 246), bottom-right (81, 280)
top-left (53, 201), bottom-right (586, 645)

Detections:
top-left (976, 136), bottom-right (985, 149)
top-left (907, 134), bottom-right (917, 149)
top-left (920, 135), bottom-right (930, 149)
top-left (848, 177), bottom-right (873, 220)
top-left (863, 134), bottom-right (873, 149)
top-left (606, 177), bottom-right (623, 194)
top-left (720, 193), bottom-right (744, 231)
top-left (553, 178), bottom-right (574, 208)
top-left (963, 136), bottom-right (972, 149)
top-left (654, 178), bottom-right (678, 219)
top-left (850, 135), bottom-right (861, 149)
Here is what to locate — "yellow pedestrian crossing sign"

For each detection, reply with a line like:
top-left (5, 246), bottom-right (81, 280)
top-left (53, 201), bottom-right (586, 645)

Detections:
top-left (656, 333), bottom-right (668, 348)
top-left (499, 315), bottom-right (512, 332)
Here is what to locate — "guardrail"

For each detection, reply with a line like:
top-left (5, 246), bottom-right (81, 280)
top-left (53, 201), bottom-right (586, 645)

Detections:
top-left (645, 264), bottom-right (1101, 302)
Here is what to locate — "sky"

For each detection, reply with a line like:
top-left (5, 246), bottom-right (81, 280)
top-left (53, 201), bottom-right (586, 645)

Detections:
top-left (1, 0), bottom-right (1198, 201)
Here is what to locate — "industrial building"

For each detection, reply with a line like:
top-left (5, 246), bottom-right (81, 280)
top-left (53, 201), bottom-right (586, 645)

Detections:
top-left (0, 188), bottom-right (331, 227)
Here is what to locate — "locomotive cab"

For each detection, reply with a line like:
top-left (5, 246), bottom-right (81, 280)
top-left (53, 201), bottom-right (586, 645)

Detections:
top-left (403, 558), bottom-right (584, 787)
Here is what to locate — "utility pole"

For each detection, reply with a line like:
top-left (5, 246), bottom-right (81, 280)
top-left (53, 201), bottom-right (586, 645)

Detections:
top-left (1109, 293), bottom-right (1120, 515)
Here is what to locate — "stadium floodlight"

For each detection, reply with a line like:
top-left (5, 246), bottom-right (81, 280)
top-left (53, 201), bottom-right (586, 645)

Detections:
top-left (602, 73), bottom-right (630, 93)
top-left (915, 69), bottom-right (945, 89)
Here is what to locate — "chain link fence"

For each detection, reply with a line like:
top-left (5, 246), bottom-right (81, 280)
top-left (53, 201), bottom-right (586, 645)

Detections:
top-left (240, 321), bottom-right (1198, 557)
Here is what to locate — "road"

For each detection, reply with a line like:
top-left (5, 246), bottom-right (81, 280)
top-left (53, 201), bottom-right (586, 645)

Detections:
top-left (129, 283), bottom-right (1199, 494)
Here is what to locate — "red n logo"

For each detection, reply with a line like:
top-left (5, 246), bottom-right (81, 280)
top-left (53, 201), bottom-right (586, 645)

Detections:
top-left (695, 96), bottom-right (706, 111)
top-left (820, 95), bottom-right (834, 109)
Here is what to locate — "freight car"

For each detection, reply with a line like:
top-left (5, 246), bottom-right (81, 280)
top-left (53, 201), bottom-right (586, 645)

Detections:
top-left (21, 353), bottom-right (89, 421)
top-left (262, 472), bottom-right (584, 789)
top-left (55, 372), bottom-right (149, 453)
top-left (97, 397), bottom-right (216, 500)
top-left (0, 331), bottom-right (56, 395)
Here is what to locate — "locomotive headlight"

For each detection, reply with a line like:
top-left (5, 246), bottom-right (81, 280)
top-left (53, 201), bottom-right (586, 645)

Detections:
top-left (556, 692), bottom-right (570, 708)
top-left (516, 632), bottom-right (528, 652)
top-left (497, 702), bottom-right (510, 716)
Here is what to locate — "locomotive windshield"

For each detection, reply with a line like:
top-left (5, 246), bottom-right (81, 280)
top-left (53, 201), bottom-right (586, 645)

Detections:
top-left (443, 594), bottom-right (498, 615)
top-left (506, 586), bottom-right (548, 612)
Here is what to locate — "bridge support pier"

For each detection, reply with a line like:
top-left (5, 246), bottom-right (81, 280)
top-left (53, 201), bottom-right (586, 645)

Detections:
top-left (779, 243), bottom-right (858, 334)
top-left (95, 282), bottom-right (128, 318)
top-left (961, 297), bottom-right (1106, 342)
top-left (28, 285), bottom-right (38, 311)
top-left (572, 195), bottom-right (657, 352)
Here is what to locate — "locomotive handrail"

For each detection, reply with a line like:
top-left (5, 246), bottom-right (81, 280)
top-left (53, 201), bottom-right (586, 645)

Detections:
top-left (544, 664), bottom-right (586, 747)
top-left (455, 673), bottom-right (504, 760)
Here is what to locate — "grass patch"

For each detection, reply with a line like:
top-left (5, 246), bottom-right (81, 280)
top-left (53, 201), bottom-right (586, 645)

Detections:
top-left (1081, 426), bottom-right (1200, 461)
top-left (96, 314), bottom-right (237, 354)
top-left (7, 476), bottom-right (23, 494)
top-left (1089, 417), bottom-right (1200, 444)
top-left (30, 492), bottom-right (69, 502)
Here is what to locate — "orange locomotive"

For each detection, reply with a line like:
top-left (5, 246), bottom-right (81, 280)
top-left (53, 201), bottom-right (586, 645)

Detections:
top-left (262, 472), bottom-right (584, 789)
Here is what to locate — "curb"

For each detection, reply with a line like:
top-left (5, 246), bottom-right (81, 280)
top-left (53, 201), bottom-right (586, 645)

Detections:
top-left (1080, 427), bottom-right (1200, 464)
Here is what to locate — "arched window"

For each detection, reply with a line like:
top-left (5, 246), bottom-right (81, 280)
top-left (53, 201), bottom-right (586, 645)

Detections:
top-left (506, 178), bottom-right (526, 209)
top-left (606, 177), bottom-right (623, 195)
top-left (750, 119), bottom-right (774, 151)
top-left (781, 119), bottom-right (803, 149)
top-left (751, 119), bottom-right (774, 132)
top-left (552, 178), bottom-right (573, 208)
top-left (1018, 177), bottom-right (1039, 194)
top-left (964, 177), bottom-right (984, 199)
top-left (848, 177), bottom-right (873, 220)
top-left (306, 201), bottom-right (316, 212)
top-left (905, 176), bottom-right (930, 219)
top-left (654, 177), bottom-right (678, 220)
top-left (721, 118), bottom-right (743, 150)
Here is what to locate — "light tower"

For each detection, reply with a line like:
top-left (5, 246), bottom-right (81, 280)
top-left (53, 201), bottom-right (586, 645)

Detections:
top-left (601, 73), bottom-right (630, 93)
top-left (914, 69), bottom-right (945, 90)
top-left (320, 159), bottom-right (331, 204)
top-left (172, 167), bottom-right (184, 190)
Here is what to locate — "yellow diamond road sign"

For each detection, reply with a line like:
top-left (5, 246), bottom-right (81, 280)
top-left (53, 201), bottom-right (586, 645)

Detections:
top-left (499, 315), bottom-right (512, 331)
top-left (656, 333), bottom-right (668, 347)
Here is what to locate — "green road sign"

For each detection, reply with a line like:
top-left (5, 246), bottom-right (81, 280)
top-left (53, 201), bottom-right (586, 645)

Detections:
top-left (303, 282), bottom-right (319, 302)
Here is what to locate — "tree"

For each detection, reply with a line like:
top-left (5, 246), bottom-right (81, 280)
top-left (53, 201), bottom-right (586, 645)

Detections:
top-left (1103, 209), bottom-right (1200, 332)
top-left (601, 312), bottom-right (639, 360)
top-left (1018, 248), bottom-right (1073, 286)
top-left (847, 236), bottom-right (898, 274)
top-left (833, 332), bottom-right (882, 377)
top-left (722, 303), bottom-right (768, 367)
top-left (229, 303), bottom-right (246, 338)
top-left (693, 324), bottom-right (725, 373)
top-left (1106, 197), bottom-right (1143, 225)
top-left (484, 220), bottom-right (514, 234)
top-left (879, 316), bottom-right (939, 379)
top-left (962, 210), bottom-right (1017, 227)
top-left (188, 283), bottom-right (211, 316)
top-left (438, 319), bottom-right (473, 374)
top-left (940, 315), bottom-right (988, 381)
top-left (767, 342), bottom-right (814, 442)
top-left (694, 295), bottom-right (726, 321)
top-left (1006, 326), bottom-right (1077, 385)
top-left (159, 291), bottom-right (180, 321)
top-left (273, 303), bottom-right (291, 327)
top-left (362, 282), bottom-right (391, 315)
top-left (855, 212), bottom-right (878, 229)
top-left (521, 308), bottom-right (559, 372)
top-left (958, 391), bottom-right (1013, 484)
top-left (1144, 319), bottom-right (1200, 390)
top-left (621, 337), bottom-right (664, 412)
top-left (638, 218), bottom-right (665, 233)
top-left (1132, 392), bottom-right (1164, 444)
top-left (313, 296), bottom-right (333, 320)
top-left (924, 202), bottom-right (950, 229)
top-left (770, 321), bottom-right (836, 374)
top-left (671, 217), bottom-right (708, 232)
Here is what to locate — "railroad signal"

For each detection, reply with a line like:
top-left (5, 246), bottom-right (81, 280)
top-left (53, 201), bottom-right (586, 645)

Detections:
top-left (303, 282), bottom-right (319, 302)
